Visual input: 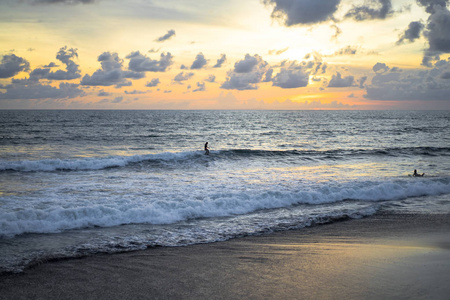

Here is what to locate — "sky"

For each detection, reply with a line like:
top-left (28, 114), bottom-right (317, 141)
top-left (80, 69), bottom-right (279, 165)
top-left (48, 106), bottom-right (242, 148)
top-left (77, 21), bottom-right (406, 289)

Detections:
top-left (0, 0), bottom-right (450, 110)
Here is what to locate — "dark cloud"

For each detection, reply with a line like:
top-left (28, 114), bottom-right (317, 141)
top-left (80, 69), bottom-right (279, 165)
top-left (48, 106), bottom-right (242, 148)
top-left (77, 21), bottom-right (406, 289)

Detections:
top-left (115, 81), bottom-right (132, 88)
top-left (124, 90), bottom-right (146, 94)
top-left (81, 52), bottom-right (143, 86)
top-left (272, 61), bottom-right (310, 88)
top-left (233, 54), bottom-right (267, 73)
top-left (0, 54), bottom-right (30, 78)
top-left (263, 68), bottom-right (274, 82)
top-left (205, 75), bottom-right (216, 82)
top-left (190, 53), bottom-right (208, 69)
top-left (345, 0), bottom-right (394, 21)
top-left (416, 0), bottom-right (448, 14)
top-left (30, 46), bottom-right (81, 81)
top-left (213, 54), bottom-right (227, 68)
top-left (127, 51), bottom-right (173, 72)
top-left (397, 21), bottom-right (425, 44)
top-left (359, 76), bottom-right (368, 88)
top-left (422, 5), bottom-right (450, 66)
top-left (0, 81), bottom-right (84, 100)
top-left (155, 30), bottom-right (176, 42)
top-left (193, 82), bottom-right (206, 92)
top-left (173, 72), bottom-right (194, 83)
top-left (43, 62), bottom-right (58, 68)
top-left (221, 54), bottom-right (269, 90)
top-left (365, 60), bottom-right (450, 100)
top-left (97, 90), bottom-right (110, 96)
top-left (263, 0), bottom-right (341, 26)
top-left (327, 72), bottom-right (355, 87)
top-left (146, 78), bottom-right (160, 87)
top-left (373, 62), bottom-right (390, 73)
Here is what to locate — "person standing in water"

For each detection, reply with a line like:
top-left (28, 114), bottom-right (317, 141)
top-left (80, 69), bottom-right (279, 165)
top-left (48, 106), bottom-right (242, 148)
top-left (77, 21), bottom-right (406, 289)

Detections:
top-left (204, 142), bottom-right (210, 155)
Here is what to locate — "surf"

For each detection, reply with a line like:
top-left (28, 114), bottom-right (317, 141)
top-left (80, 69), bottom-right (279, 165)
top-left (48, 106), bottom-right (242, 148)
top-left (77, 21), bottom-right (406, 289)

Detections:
top-left (2, 147), bottom-right (449, 173)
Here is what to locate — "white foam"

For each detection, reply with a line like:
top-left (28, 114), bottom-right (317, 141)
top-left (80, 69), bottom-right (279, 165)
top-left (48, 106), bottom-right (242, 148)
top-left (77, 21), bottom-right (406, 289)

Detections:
top-left (1, 177), bottom-right (449, 238)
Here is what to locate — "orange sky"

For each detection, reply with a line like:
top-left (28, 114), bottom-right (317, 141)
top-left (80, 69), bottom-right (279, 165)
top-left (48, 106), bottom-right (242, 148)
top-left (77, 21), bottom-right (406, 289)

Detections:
top-left (0, 0), bottom-right (449, 109)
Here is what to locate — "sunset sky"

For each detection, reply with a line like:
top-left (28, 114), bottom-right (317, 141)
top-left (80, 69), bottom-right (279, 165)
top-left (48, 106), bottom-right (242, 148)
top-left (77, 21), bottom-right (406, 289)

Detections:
top-left (1, 0), bottom-right (449, 109)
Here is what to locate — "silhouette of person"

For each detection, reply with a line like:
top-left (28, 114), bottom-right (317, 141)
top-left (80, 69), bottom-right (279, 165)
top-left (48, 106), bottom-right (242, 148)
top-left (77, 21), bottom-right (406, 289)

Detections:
top-left (204, 142), bottom-right (209, 155)
top-left (413, 169), bottom-right (424, 177)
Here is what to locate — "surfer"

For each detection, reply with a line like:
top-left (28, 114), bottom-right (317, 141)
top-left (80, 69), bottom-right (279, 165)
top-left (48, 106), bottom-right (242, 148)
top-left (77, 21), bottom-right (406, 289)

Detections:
top-left (204, 142), bottom-right (210, 155)
top-left (413, 169), bottom-right (424, 177)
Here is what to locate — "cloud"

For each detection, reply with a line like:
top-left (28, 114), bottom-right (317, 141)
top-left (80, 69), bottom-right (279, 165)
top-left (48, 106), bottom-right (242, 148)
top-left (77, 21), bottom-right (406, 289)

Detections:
top-left (397, 21), bottom-right (425, 44)
top-left (416, 0), bottom-right (449, 14)
top-left (155, 29), bottom-right (176, 42)
top-left (268, 47), bottom-right (289, 55)
top-left (81, 52), bottom-right (143, 86)
top-left (173, 72), bottom-right (194, 83)
top-left (330, 24), bottom-right (342, 40)
top-left (190, 53), bottom-right (208, 69)
top-left (43, 62), bottom-right (58, 68)
top-left (0, 81), bottom-right (84, 100)
top-left (272, 61), bottom-right (310, 88)
top-left (193, 82), bottom-right (206, 92)
top-left (327, 72), bottom-right (355, 87)
top-left (127, 51), bottom-right (173, 72)
top-left (0, 47), bottom-right (86, 101)
top-left (373, 62), bottom-right (390, 73)
top-left (263, 0), bottom-right (341, 26)
top-left (221, 54), bottom-right (270, 90)
top-left (0, 54), bottom-right (30, 78)
top-left (345, 0), bottom-right (394, 21)
top-left (233, 54), bottom-right (266, 73)
top-left (146, 78), bottom-right (160, 87)
top-left (97, 90), bottom-right (110, 96)
top-left (332, 46), bottom-right (358, 56)
top-left (359, 76), bottom-right (368, 88)
top-left (112, 96), bottom-right (123, 103)
top-left (213, 54), bottom-right (227, 68)
top-left (29, 46), bottom-right (81, 81)
top-left (124, 90), bottom-right (146, 94)
top-left (365, 60), bottom-right (450, 100)
top-left (205, 75), bottom-right (216, 82)
top-left (422, 4), bottom-right (450, 66)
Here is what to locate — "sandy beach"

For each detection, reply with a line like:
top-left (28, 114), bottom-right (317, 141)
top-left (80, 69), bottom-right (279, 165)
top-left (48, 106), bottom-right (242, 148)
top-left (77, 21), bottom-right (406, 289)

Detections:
top-left (1, 212), bottom-right (449, 300)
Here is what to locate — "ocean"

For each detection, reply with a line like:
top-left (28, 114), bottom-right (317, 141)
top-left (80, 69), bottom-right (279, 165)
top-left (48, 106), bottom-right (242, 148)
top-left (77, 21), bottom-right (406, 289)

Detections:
top-left (1, 110), bottom-right (449, 273)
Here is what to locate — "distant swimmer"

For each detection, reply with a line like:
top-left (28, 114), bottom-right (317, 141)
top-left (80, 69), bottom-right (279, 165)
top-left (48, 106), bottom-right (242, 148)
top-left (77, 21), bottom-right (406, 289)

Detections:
top-left (413, 169), bottom-right (424, 177)
top-left (204, 142), bottom-right (210, 155)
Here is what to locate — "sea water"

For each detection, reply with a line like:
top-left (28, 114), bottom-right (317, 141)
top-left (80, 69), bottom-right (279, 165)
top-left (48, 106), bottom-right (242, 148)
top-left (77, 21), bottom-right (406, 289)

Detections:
top-left (1, 110), bottom-right (449, 273)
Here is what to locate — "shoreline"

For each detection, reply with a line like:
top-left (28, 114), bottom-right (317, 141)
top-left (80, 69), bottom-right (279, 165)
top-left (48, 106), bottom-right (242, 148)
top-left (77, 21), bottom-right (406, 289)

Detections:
top-left (1, 212), bottom-right (450, 300)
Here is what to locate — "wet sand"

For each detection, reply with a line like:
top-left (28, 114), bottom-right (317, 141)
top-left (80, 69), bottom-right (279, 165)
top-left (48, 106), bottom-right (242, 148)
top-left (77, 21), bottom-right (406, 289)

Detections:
top-left (1, 213), bottom-right (449, 300)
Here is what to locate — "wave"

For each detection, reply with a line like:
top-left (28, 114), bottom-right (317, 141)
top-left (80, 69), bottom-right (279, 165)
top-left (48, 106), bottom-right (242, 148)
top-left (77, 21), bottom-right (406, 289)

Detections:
top-left (1, 147), bottom-right (449, 173)
top-left (1, 177), bottom-right (449, 238)
top-left (0, 151), bottom-right (202, 172)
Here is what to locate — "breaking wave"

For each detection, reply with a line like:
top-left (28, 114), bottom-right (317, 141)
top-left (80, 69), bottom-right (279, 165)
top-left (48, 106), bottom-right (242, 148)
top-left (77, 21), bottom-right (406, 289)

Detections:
top-left (1, 147), bottom-right (449, 172)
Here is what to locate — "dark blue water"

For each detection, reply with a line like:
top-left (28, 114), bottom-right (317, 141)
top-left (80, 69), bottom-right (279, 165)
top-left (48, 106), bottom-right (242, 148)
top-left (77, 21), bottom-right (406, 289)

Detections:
top-left (1, 110), bottom-right (449, 273)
